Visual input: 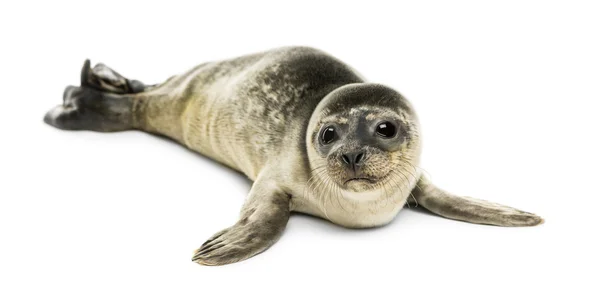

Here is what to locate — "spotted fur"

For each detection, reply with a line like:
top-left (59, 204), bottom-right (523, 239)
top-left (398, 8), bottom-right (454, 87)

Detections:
top-left (44, 46), bottom-right (543, 266)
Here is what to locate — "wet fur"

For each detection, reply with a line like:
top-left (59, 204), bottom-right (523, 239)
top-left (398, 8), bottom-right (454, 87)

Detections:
top-left (44, 46), bottom-right (543, 266)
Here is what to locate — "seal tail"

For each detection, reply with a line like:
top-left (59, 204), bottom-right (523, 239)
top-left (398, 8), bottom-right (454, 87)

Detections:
top-left (43, 60), bottom-right (147, 132)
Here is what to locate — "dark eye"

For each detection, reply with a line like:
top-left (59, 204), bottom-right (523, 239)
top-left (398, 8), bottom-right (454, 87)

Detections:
top-left (321, 126), bottom-right (336, 144)
top-left (376, 122), bottom-right (396, 138)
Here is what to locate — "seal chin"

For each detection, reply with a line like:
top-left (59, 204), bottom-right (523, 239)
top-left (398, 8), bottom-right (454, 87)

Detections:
top-left (343, 178), bottom-right (378, 192)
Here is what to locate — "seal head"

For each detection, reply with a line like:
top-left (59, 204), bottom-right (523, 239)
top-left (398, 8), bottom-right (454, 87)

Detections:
top-left (307, 83), bottom-right (421, 195)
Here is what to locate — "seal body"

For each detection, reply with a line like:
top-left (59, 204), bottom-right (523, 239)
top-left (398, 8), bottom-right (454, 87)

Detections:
top-left (137, 47), bottom-right (360, 179)
top-left (132, 47), bottom-right (415, 227)
top-left (44, 46), bottom-right (543, 266)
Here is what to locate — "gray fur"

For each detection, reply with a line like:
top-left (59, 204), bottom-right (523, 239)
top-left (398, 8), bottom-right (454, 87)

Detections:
top-left (412, 177), bottom-right (543, 226)
top-left (44, 86), bottom-right (134, 132)
top-left (192, 178), bottom-right (291, 265)
top-left (43, 46), bottom-right (543, 266)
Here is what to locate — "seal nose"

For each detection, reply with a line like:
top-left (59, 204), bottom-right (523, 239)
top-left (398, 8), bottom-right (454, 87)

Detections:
top-left (341, 151), bottom-right (365, 169)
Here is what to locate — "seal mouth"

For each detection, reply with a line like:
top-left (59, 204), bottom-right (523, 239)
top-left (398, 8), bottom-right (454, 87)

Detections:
top-left (343, 177), bottom-right (376, 185)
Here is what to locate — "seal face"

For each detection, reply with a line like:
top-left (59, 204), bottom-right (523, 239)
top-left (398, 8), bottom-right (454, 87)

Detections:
top-left (301, 83), bottom-right (422, 228)
top-left (43, 46), bottom-right (544, 266)
top-left (309, 84), bottom-right (420, 193)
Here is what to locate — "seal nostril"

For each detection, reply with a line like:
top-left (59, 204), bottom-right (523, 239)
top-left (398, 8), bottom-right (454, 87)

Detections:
top-left (342, 154), bottom-right (350, 164)
top-left (355, 153), bottom-right (364, 164)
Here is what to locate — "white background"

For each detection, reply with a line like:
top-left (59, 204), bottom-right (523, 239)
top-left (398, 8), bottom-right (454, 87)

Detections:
top-left (1, 1), bottom-right (599, 288)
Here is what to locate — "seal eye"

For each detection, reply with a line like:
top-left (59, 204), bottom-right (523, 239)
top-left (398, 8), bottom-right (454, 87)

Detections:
top-left (321, 126), bottom-right (336, 144)
top-left (376, 122), bottom-right (396, 138)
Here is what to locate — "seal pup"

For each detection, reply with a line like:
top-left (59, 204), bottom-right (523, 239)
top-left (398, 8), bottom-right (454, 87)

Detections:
top-left (44, 46), bottom-right (543, 266)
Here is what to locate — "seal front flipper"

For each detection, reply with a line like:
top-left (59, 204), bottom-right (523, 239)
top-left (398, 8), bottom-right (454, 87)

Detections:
top-left (411, 176), bottom-right (544, 227)
top-left (192, 178), bottom-right (291, 266)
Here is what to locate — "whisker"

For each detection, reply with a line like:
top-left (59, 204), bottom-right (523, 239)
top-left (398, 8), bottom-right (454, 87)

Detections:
top-left (304, 169), bottom-right (330, 213)
top-left (303, 168), bottom-right (326, 200)
top-left (397, 159), bottom-right (425, 196)
top-left (311, 171), bottom-right (327, 218)
top-left (389, 170), bottom-right (411, 204)
top-left (383, 172), bottom-right (400, 208)
top-left (389, 171), bottom-right (407, 205)
top-left (335, 185), bottom-right (348, 213)
top-left (381, 178), bottom-right (391, 208)
top-left (410, 192), bottom-right (419, 207)
top-left (308, 169), bottom-right (328, 192)
top-left (322, 176), bottom-right (334, 220)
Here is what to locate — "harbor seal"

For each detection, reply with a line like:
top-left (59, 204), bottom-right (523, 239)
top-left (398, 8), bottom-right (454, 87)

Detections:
top-left (44, 46), bottom-right (543, 266)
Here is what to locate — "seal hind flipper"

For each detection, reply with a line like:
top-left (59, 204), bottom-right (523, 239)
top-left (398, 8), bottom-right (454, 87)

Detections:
top-left (44, 60), bottom-right (154, 132)
top-left (411, 176), bottom-right (544, 227)
top-left (44, 85), bottom-right (134, 132)
top-left (192, 179), bottom-right (291, 266)
top-left (80, 59), bottom-right (149, 94)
